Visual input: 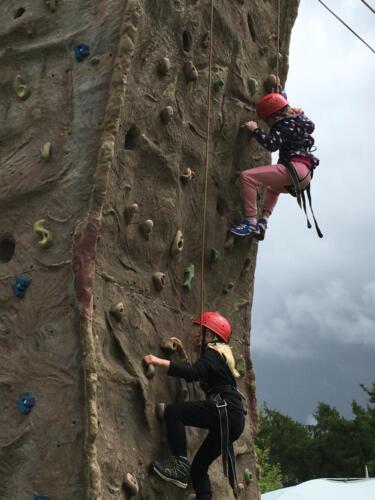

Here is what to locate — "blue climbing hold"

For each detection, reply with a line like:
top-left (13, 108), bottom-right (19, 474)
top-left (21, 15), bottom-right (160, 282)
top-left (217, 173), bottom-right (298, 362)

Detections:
top-left (33, 496), bottom-right (51, 500)
top-left (16, 392), bottom-right (35, 415)
top-left (12, 275), bottom-right (32, 298)
top-left (74, 43), bottom-right (90, 62)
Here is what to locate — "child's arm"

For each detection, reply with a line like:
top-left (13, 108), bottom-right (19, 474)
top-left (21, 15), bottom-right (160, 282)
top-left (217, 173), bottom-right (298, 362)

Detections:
top-left (298, 113), bottom-right (315, 134)
top-left (167, 355), bottom-right (211, 382)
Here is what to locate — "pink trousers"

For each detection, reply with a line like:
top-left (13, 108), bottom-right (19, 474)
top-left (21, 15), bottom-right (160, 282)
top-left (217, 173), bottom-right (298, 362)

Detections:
top-left (240, 160), bottom-right (311, 216)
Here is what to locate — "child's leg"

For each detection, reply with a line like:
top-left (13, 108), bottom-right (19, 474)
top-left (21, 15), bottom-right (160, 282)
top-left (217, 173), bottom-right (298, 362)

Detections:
top-left (241, 161), bottom-right (310, 218)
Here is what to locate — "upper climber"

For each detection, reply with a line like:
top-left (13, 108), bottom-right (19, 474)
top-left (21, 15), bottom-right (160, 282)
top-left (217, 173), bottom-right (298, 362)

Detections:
top-left (143, 311), bottom-right (246, 500)
top-left (230, 75), bottom-right (321, 240)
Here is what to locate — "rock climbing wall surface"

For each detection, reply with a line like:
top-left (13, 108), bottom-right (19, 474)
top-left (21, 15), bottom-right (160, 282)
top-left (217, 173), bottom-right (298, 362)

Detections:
top-left (0, 1), bottom-right (298, 499)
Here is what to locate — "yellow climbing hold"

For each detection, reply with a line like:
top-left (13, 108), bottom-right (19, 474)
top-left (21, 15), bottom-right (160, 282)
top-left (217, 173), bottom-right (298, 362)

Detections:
top-left (40, 143), bottom-right (52, 161)
top-left (15, 75), bottom-right (30, 100)
top-left (33, 219), bottom-right (52, 248)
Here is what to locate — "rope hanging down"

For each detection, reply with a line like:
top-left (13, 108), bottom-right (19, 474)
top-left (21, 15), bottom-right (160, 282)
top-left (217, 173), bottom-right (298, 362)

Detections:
top-left (360, 0), bottom-right (375, 15)
top-left (276, 0), bottom-right (281, 81)
top-left (318, 0), bottom-right (375, 54)
top-left (200, 0), bottom-right (215, 353)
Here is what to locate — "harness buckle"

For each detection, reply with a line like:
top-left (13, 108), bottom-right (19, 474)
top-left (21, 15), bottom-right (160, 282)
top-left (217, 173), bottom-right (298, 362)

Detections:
top-left (215, 400), bottom-right (228, 409)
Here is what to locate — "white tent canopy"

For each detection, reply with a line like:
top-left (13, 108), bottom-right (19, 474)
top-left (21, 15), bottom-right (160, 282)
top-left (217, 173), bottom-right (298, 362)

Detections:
top-left (262, 479), bottom-right (375, 500)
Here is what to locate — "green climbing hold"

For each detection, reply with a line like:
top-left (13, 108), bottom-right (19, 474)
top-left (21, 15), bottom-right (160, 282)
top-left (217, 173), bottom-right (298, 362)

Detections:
top-left (213, 79), bottom-right (224, 92)
top-left (244, 468), bottom-right (252, 485)
top-left (45, 0), bottom-right (57, 12)
top-left (235, 357), bottom-right (245, 377)
top-left (15, 75), bottom-right (30, 100)
top-left (248, 78), bottom-right (259, 96)
top-left (270, 52), bottom-right (283, 69)
top-left (223, 282), bottom-right (234, 294)
top-left (183, 263), bottom-right (195, 291)
top-left (210, 248), bottom-right (220, 264)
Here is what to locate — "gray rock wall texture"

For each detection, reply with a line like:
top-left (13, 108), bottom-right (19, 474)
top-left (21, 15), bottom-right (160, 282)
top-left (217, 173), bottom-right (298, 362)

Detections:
top-left (0, 1), bottom-right (298, 499)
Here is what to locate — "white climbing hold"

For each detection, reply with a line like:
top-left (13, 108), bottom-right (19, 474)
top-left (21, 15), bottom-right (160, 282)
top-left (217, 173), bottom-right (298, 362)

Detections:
top-left (160, 338), bottom-right (177, 354)
top-left (156, 402), bottom-right (165, 421)
top-left (158, 57), bottom-right (171, 77)
top-left (123, 472), bottom-right (139, 496)
top-left (180, 168), bottom-right (195, 184)
top-left (124, 203), bottom-right (139, 225)
top-left (171, 230), bottom-right (184, 257)
top-left (139, 219), bottom-right (154, 240)
top-left (183, 61), bottom-right (198, 81)
top-left (152, 272), bottom-right (166, 292)
top-left (110, 302), bottom-right (124, 321)
top-left (160, 106), bottom-right (174, 125)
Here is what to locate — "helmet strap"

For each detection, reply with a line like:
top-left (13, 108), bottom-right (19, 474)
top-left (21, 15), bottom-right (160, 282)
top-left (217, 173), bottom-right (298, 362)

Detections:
top-left (200, 326), bottom-right (207, 356)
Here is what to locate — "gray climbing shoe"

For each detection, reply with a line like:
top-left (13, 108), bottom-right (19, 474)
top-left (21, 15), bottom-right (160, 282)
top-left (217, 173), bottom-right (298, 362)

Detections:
top-left (151, 456), bottom-right (190, 489)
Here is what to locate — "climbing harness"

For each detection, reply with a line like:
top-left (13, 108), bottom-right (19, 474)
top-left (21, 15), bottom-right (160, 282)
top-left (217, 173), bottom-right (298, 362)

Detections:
top-left (282, 158), bottom-right (323, 238)
top-left (206, 385), bottom-right (247, 495)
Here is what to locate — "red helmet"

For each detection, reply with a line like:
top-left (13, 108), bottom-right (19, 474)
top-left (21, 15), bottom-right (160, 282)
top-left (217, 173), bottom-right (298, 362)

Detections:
top-left (193, 311), bottom-right (232, 343)
top-left (256, 92), bottom-right (288, 119)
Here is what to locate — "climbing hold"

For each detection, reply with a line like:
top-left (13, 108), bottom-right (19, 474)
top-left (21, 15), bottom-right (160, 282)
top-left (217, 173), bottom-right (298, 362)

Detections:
top-left (201, 32), bottom-right (210, 49)
top-left (123, 472), bottom-right (139, 496)
top-left (158, 57), bottom-right (171, 77)
top-left (156, 402), bottom-right (165, 421)
top-left (235, 357), bottom-right (245, 377)
top-left (16, 392), bottom-right (35, 415)
top-left (15, 75), bottom-right (30, 100)
top-left (0, 234), bottom-right (15, 263)
top-left (40, 142), bottom-right (52, 161)
top-left (244, 468), bottom-right (252, 485)
top-left (12, 275), bottom-right (32, 298)
top-left (180, 168), bottom-right (195, 184)
top-left (160, 338), bottom-right (177, 355)
top-left (235, 483), bottom-right (245, 496)
top-left (242, 256), bottom-right (251, 275)
top-left (178, 388), bottom-right (189, 403)
top-left (183, 263), bottom-right (195, 291)
top-left (259, 46), bottom-right (268, 56)
top-left (183, 61), bottom-right (198, 82)
top-left (124, 203), bottom-right (139, 225)
top-left (33, 495), bottom-right (51, 500)
top-left (160, 106), bottom-right (174, 125)
top-left (264, 73), bottom-right (280, 93)
top-left (33, 219), bottom-right (52, 248)
top-left (139, 219), bottom-right (154, 240)
top-left (171, 230), bottom-right (184, 257)
top-left (248, 78), bottom-right (259, 96)
top-left (210, 248), bottom-right (220, 264)
top-left (45, 0), bottom-right (57, 12)
top-left (223, 282), bottom-right (234, 294)
top-left (74, 43), bottom-right (90, 62)
top-left (213, 79), bottom-right (224, 92)
top-left (224, 234), bottom-right (234, 250)
top-left (270, 52), bottom-right (283, 69)
top-left (152, 272), bottom-right (166, 292)
top-left (145, 363), bottom-right (155, 380)
top-left (110, 302), bottom-right (124, 321)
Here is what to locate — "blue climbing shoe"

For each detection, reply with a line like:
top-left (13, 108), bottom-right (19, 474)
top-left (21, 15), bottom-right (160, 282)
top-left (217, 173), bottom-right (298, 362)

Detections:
top-left (229, 219), bottom-right (260, 237)
top-left (151, 456), bottom-right (190, 489)
top-left (254, 218), bottom-right (268, 241)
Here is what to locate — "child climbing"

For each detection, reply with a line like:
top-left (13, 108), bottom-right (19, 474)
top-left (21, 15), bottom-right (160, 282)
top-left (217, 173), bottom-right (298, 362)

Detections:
top-left (230, 76), bottom-right (322, 239)
top-left (143, 312), bottom-right (246, 500)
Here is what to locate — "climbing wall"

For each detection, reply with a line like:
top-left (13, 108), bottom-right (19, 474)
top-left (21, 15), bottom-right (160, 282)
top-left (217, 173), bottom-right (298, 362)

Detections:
top-left (0, 1), bottom-right (298, 499)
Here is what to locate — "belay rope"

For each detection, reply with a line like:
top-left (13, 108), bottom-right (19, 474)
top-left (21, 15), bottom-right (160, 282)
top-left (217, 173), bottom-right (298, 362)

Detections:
top-left (199, 1), bottom-right (240, 495)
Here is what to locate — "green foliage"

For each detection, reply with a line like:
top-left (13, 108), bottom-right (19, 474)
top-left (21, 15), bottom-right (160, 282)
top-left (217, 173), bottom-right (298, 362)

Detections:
top-left (256, 446), bottom-right (283, 493)
top-left (256, 383), bottom-right (375, 487)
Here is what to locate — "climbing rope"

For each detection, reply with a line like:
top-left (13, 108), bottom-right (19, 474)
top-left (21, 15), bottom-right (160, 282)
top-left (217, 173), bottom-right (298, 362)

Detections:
top-left (276, 0), bottom-right (281, 81)
top-left (360, 0), bottom-right (375, 15)
top-left (200, 0), bottom-right (215, 351)
top-left (318, 0), bottom-right (375, 54)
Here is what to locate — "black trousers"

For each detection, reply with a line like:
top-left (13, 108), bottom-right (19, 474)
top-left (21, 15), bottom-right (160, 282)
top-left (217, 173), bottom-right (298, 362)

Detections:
top-left (164, 400), bottom-right (245, 500)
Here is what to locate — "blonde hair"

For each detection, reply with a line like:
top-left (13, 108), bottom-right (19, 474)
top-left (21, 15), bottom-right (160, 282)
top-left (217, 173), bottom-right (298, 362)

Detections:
top-left (279, 105), bottom-right (304, 117)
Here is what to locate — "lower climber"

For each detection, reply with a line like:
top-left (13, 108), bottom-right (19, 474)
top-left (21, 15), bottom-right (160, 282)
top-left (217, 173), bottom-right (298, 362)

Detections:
top-left (143, 311), bottom-right (246, 500)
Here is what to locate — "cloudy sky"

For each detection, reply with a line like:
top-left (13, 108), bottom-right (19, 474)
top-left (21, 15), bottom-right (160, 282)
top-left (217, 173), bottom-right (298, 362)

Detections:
top-left (252, 0), bottom-right (375, 422)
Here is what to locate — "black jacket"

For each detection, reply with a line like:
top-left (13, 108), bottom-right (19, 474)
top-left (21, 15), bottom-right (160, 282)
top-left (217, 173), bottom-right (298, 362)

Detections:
top-left (168, 347), bottom-right (244, 414)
